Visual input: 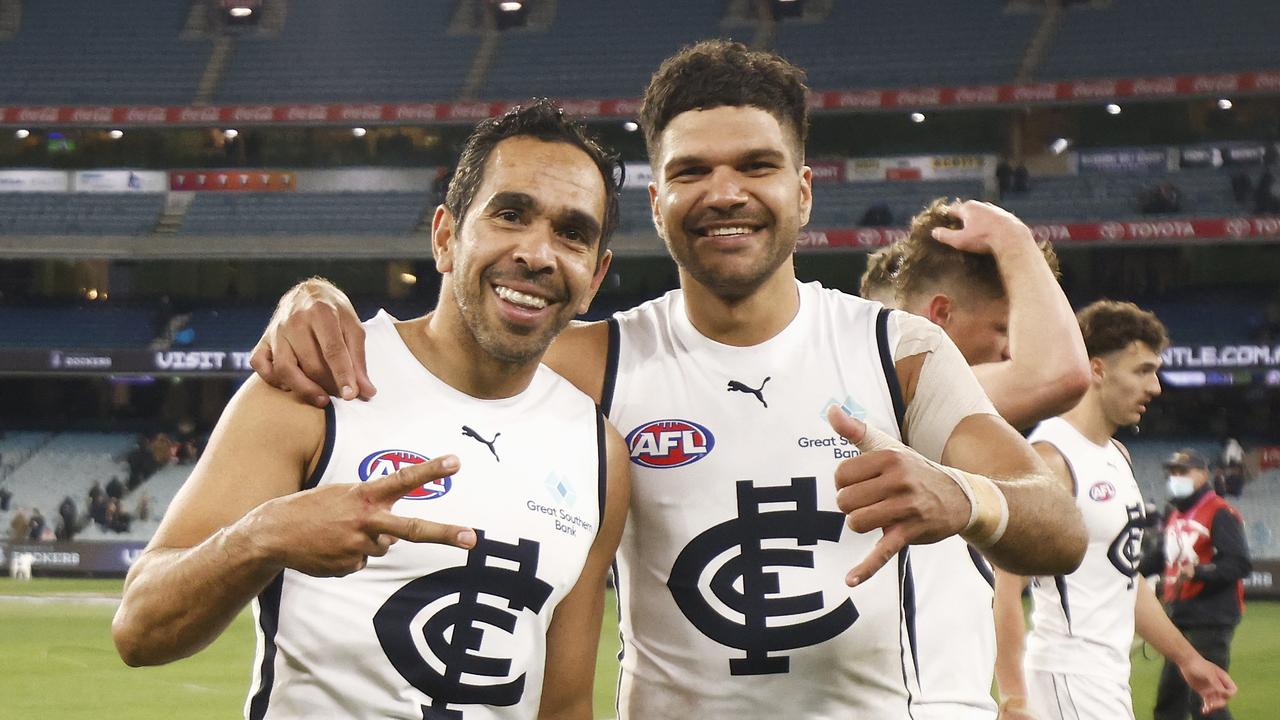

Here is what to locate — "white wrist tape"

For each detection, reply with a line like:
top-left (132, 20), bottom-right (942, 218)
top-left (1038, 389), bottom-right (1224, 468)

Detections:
top-left (935, 463), bottom-right (1010, 548)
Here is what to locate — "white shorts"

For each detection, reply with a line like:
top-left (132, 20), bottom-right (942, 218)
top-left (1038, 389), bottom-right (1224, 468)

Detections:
top-left (1026, 670), bottom-right (1134, 720)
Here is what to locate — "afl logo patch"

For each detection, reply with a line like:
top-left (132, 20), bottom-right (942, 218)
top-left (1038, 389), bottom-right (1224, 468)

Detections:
top-left (1089, 481), bottom-right (1116, 502)
top-left (626, 419), bottom-right (715, 469)
top-left (358, 449), bottom-right (452, 500)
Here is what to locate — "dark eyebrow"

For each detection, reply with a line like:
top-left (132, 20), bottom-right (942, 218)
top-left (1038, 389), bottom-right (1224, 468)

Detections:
top-left (663, 148), bottom-right (789, 174)
top-left (482, 191), bottom-right (536, 214)
top-left (557, 208), bottom-right (603, 246)
top-left (483, 190), bottom-right (601, 244)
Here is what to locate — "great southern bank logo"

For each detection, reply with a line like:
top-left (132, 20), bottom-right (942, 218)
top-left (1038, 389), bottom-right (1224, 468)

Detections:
top-left (358, 449), bottom-right (452, 500)
top-left (626, 419), bottom-right (715, 469)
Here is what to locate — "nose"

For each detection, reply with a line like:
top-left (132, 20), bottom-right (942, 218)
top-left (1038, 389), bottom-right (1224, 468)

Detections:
top-left (999, 341), bottom-right (1011, 363)
top-left (1149, 374), bottom-right (1163, 397)
top-left (512, 224), bottom-right (556, 275)
top-left (702, 166), bottom-right (749, 211)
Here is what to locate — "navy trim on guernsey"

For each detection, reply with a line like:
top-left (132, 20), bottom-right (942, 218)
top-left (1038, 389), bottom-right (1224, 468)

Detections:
top-left (900, 551), bottom-right (920, 678)
top-left (968, 544), bottom-right (996, 588)
top-left (600, 318), bottom-right (621, 417)
top-left (1054, 575), bottom-right (1073, 633)
top-left (595, 408), bottom-right (608, 526)
top-left (610, 561), bottom-right (625, 717)
top-left (302, 402), bottom-right (336, 491)
top-left (1036, 439), bottom-right (1079, 497)
top-left (247, 573), bottom-right (285, 720)
top-left (875, 308), bottom-right (907, 431)
top-left (1111, 438), bottom-right (1135, 473)
top-left (896, 549), bottom-right (919, 718)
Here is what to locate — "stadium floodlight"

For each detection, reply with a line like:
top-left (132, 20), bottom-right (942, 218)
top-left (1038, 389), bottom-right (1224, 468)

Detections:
top-left (1050, 137), bottom-right (1071, 155)
top-left (909, 112), bottom-right (925, 123)
top-left (108, 130), bottom-right (124, 139)
top-left (1217, 98), bottom-right (1233, 110)
top-left (223, 128), bottom-right (239, 140)
top-left (400, 272), bottom-right (418, 285)
top-left (352, 127), bottom-right (368, 137)
top-left (499, 1), bottom-right (523, 11)
top-left (15, 129), bottom-right (30, 139)
top-left (623, 121), bottom-right (639, 132)
top-left (229, 7), bottom-right (253, 18)
top-left (1105, 103), bottom-right (1122, 115)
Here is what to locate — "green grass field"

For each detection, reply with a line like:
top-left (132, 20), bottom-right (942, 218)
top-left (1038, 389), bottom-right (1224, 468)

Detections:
top-left (1, 578), bottom-right (1274, 719)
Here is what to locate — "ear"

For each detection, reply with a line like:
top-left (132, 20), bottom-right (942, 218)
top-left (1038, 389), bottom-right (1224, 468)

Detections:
top-left (798, 164), bottom-right (813, 228)
top-left (925, 294), bottom-right (953, 326)
top-left (577, 249), bottom-right (614, 315)
top-left (1089, 355), bottom-right (1107, 385)
top-left (648, 180), bottom-right (665, 240)
top-left (430, 205), bottom-right (455, 274)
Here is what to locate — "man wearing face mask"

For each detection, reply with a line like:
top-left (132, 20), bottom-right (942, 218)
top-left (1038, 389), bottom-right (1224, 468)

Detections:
top-left (992, 301), bottom-right (1236, 720)
top-left (1149, 448), bottom-right (1251, 720)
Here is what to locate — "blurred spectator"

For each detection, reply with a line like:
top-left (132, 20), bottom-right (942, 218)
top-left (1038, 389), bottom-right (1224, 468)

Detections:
top-left (1256, 169), bottom-right (1278, 214)
top-left (9, 507), bottom-right (29, 541)
top-left (1011, 164), bottom-right (1029, 193)
top-left (1140, 182), bottom-right (1183, 214)
top-left (1221, 438), bottom-right (1244, 467)
top-left (860, 203), bottom-right (893, 227)
top-left (58, 495), bottom-right (77, 541)
top-left (105, 497), bottom-right (132, 534)
top-left (106, 476), bottom-right (125, 500)
top-left (150, 433), bottom-right (176, 467)
top-left (1230, 172), bottom-right (1252, 204)
top-left (135, 493), bottom-right (152, 522)
top-left (0, 485), bottom-right (11, 511)
top-left (28, 508), bottom-right (46, 541)
top-left (88, 480), bottom-right (103, 505)
top-left (90, 493), bottom-right (109, 527)
top-left (996, 159), bottom-right (1013, 198)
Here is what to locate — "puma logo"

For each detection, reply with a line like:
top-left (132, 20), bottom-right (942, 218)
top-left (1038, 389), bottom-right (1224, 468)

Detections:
top-left (727, 377), bottom-right (771, 408)
top-left (461, 425), bottom-right (500, 461)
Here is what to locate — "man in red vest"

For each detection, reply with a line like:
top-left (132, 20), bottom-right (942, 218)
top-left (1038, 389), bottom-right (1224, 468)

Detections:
top-left (1151, 448), bottom-right (1251, 720)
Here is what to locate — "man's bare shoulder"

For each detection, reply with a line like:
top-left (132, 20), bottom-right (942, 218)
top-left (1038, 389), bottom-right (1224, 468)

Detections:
top-left (544, 321), bottom-right (611, 403)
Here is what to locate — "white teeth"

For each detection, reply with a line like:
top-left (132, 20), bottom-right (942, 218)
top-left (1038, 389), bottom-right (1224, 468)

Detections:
top-left (495, 285), bottom-right (549, 309)
top-left (705, 226), bottom-right (753, 237)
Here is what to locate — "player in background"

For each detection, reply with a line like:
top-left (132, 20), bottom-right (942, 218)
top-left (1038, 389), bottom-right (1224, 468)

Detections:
top-left (992, 301), bottom-right (1236, 720)
top-left (245, 41), bottom-right (1087, 718)
top-left (112, 101), bottom-right (631, 720)
top-left (870, 198), bottom-right (1090, 719)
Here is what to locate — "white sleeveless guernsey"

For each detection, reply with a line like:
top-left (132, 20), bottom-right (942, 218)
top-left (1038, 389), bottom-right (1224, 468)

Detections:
top-left (910, 536), bottom-right (999, 719)
top-left (246, 311), bottom-right (605, 720)
top-left (606, 281), bottom-right (917, 719)
top-left (1025, 417), bottom-right (1146, 681)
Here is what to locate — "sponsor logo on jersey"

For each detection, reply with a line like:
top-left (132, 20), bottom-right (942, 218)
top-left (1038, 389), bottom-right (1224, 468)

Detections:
top-left (357, 449), bottom-right (452, 500)
top-left (820, 395), bottom-right (868, 421)
top-left (626, 419), bottom-right (715, 469)
top-left (1089, 481), bottom-right (1117, 502)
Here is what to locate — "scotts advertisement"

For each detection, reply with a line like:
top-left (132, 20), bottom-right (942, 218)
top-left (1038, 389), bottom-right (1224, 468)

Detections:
top-left (845, 154), bottom-right (990, 182)
top-left (0, 349), bottom-right (255, 375)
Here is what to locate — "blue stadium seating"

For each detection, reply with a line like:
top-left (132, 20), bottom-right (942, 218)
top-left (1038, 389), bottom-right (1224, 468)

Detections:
top-left (217, 0), bottom-right (478, 103)
top-left (807, 178), bottom-right (986, 228)
top-left (0, 193), bottom-right (164, 235)
top-left (1039, 0), bottom-right (1280, 81)
top-left (774, 0), bottom-right (1038, 90)
top-left (178, 192), bottom-right (427, 235)
top-left (0, 0), bottom-right (209, 105)
top-left (1000, 168), bottom-right (1245, 223)
top-left (479, 0), bottom-right (734, 101)
top-left (0, 305), bottom-right (157, 349)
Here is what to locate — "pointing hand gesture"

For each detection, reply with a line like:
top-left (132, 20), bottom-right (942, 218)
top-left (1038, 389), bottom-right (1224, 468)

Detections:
top-left (248, 454), bottom-right (476, 577)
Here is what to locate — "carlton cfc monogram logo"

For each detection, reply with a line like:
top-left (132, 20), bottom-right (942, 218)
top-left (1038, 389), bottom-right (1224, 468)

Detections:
top-left (373, 532), bottom-right (552, 719)
top-left (1107, 502), bottom-right (1146, 587)
top-left (667, 476), bottom-right (857, 675)
top-left (626, 419), bottom-right (715, 469)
